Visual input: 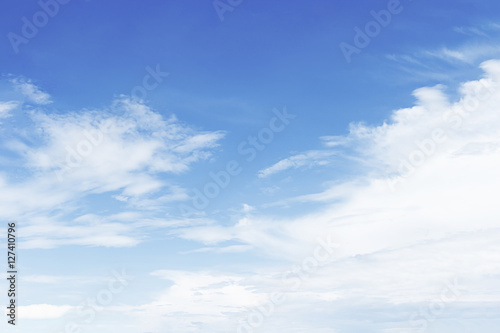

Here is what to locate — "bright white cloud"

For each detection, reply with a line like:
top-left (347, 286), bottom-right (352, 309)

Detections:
top-left (18, 304), bottom-right (75, 319)
top-left (7, 60), bottom-right (500, 332)
top-left (127, 270), bottom-right (267, 332)
top-left (171, 61), bottom-right (500, 326)
top-left (180, 60), bottom-right (500, 257)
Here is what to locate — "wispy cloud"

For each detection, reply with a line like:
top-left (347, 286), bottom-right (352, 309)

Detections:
top-left (0, 100), bottom-right (18, 118)
top-left (453, 26), bottom-right (488, 37)
top-left (0, 79), bottom-right (225, 249)
top-left (258, 150), bottom-right (336, 178)
top-left (453, 21), bottom-right (500, 37)
top-left (10, 77), bottom-right (52, 105)
top-left (386, 29), bottom-right (500, 82)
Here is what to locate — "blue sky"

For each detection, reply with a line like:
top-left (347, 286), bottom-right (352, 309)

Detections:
top-left (1, 0), bottom-right (500, 332)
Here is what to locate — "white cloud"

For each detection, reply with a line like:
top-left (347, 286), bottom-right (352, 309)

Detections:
top-left (386, 37), bottom-right (500, 84)
top-left (453, 22), bottom-right (500, 37)
top-left (319, 135), bottom-right (350, 147)
top-left (7, 60), bottom-right (500, 332)
top-left (18, 304), bottom-right (75, 319)
top-left (181, 244), bottom-right (253, 254)
top-left (242, 203), bottom-right (254, 212)
top-left (11, 78), bottom-right (52, 105)
top-left (0, 101), bottom-right (18, 118)
top-left (0, 93), bottom-right (224, 248)
top-left (453, 26), bottom-right (488, 37)
top-left (10, 60), bottom-right (500, 333)
top-left (175, 60), bottom-right (500, 280)
top-left (128, 270), bottom-right (267, 332)
top-left (108, 223), bottom-right (500, 331)
top-left (22, 274), bottom-right (99, 284)
top-left (20, 215), bottom-right (140, 249)
top-left (24, 98), bottom-right (224, 185)
top-left (258, 150), bottom-right (336, 178)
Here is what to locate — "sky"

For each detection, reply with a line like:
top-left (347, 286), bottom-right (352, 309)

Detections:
top-left (1, 0), bottom-right (500, 332)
